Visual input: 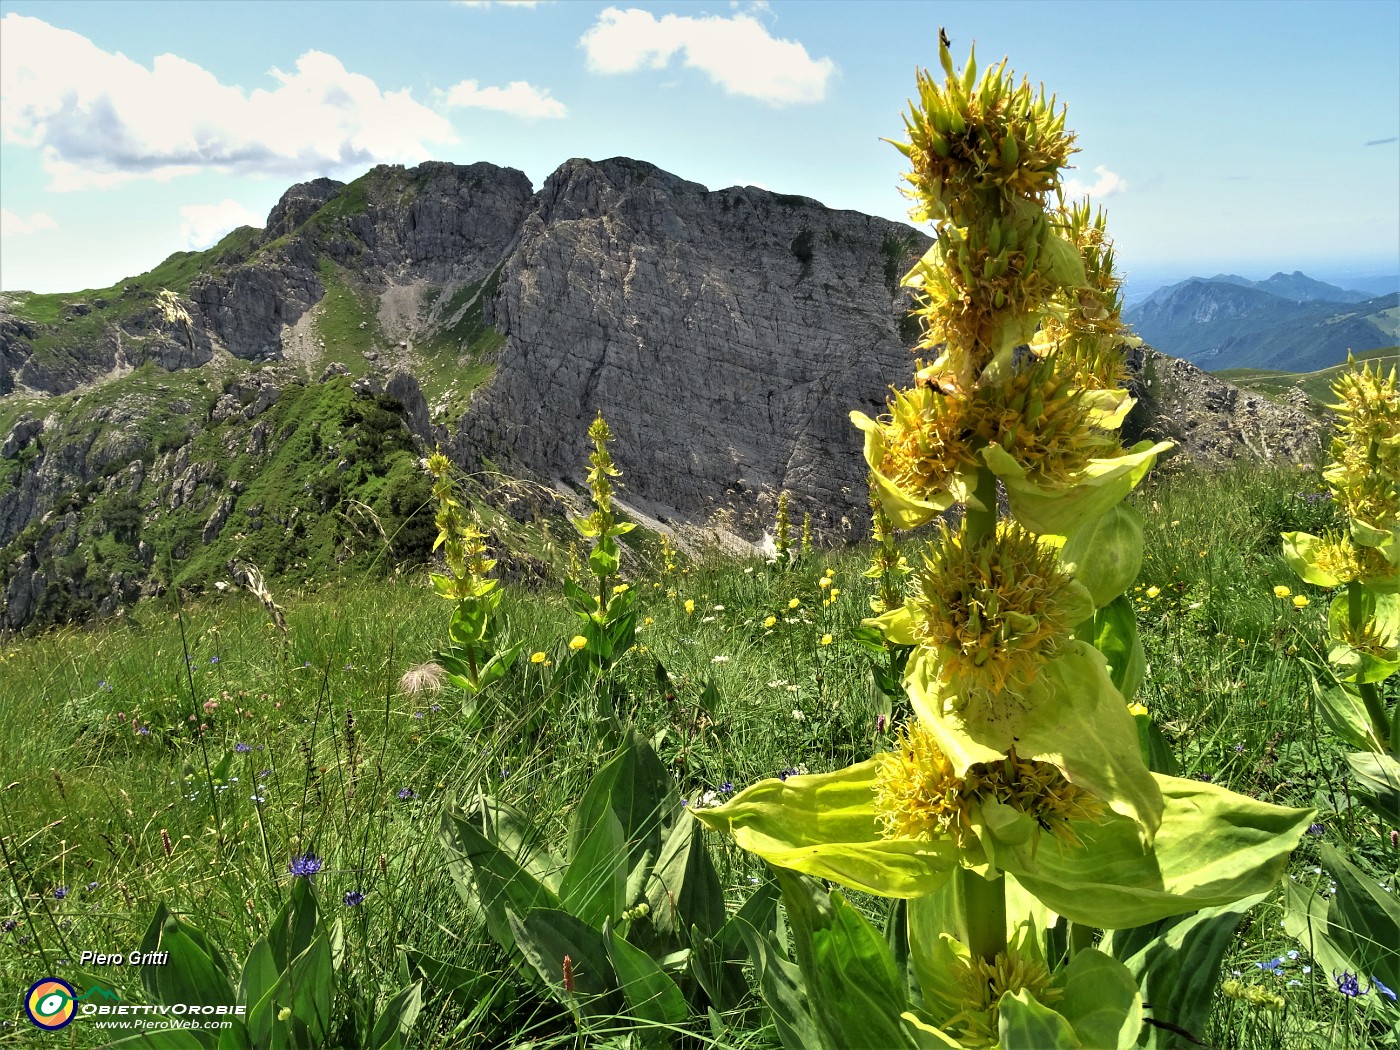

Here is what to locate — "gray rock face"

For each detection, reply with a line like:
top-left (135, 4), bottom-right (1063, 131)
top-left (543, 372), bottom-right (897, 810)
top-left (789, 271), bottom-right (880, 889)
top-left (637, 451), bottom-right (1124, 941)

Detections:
top-left (1121, 345), bottom-right (1327, 466)
top-left (457, 157), bottom-right (927, 533)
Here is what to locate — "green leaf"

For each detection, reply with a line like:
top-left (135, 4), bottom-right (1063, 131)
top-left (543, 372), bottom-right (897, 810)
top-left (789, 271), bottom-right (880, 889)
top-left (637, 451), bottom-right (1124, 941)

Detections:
top-left (997, 990), bottom-right (1082, 1048)
top-left (693, 759), bottom-right (959, 898)
top-left (367, 982), bottom-right (423, 1050)
top-left (605, 923), bottom-right (689, 1028)
top-left (404, 950), bottom-right (495, 1008)
top-left (1008, 775), bottom-right (1313, 928)
top-left (589, 538), bottom-right (620, 577)
top-left (774, 867), bottom-right (915, 1050)
top-left (646, 810), bottom-right (725, 939)
top-left (138, 904), bottom-right (236, 1048)
top-left (1320, 843), bottom-right (1400, 992)
top-left (283, 931), bottom-right (335, 1045)
top-left (1132, 707), bottom-right (1180, 776)
top-left (1106, 893), bottom-right (1263, 1049)
top-left (734, 917), bottom-right (826, 1050)
top-left (237, 938), bottom-right (278, 1011)
top-left (570, 730), bottom-right (672, 904)
top-left (507, 908), bottom-right (621, 1017)
top-left (1084, 595), bottom-right (1147, 700)
top-left (1057, 503), bottom-right (1144, 608)
top-left (1345, 751), bottom-right (1400, 824)
top-left (1312, 676), bottom-right (1384, 752)
top-left (561, 807), bottom-right (627, 929)
top-left (440, 805), bottom-right (563, 955)
top-left (266, 878), bottom-right (318, 975)
top-left (1054, 949), bottom-right (1142, 1049)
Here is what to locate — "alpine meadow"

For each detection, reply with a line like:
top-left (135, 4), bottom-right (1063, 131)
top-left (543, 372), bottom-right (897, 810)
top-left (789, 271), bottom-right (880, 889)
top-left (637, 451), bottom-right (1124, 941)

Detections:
top-left (2, 31), bottom-right (1399, 1050)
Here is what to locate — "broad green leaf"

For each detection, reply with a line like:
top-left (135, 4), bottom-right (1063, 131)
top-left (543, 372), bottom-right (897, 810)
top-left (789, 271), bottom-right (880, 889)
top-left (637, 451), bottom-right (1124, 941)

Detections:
top-left (717, 875), bottom-right (780, 961)
top-left (561, 807), bottom-right (627, 929)
top-left (1312, 677), bottom-right (1385, 752)
top-left (1057, 504), bottom-right (1144, 607)
top-left (1320, 843), bottom-right (1400, 992)
top-left (1282, 532), bottom-right (1342, 587)
top-left (1106, 892), bottom-right (1264, 1050)
top-left (908, 641), bottom-right (1164, 843)
top-left (693, 759), bottom-right (960, 898)
top-left (1345, 751), bottom-right (1400, 824)
top-left (1054, 949), bottom-right (1142, 1049)
top-left (588, 537), bottom-right (620, 577)
top-left (735, 917), bottom-right (826, 1050)
top-left (507, 908), bottom-right (620, 1017)
top-left (901, 1012), bottom-right (967, 1048)
top-left (605, 923), bottom-right (689, 1028)
top-left (216, 1025), bottom-right (253, 1050)
top-left (1084, 595), bottom-right (1147, 700)
top-left (984, 439), bottom-right (1171, 537)
top-left (367, 982), bottom-right (423, 1050)
top-left (138, 905), bottom-right (235, 1048)
top-left (1009, 776), bottom-right (1312, 928)
top-left (997, 990), bottom-right (1082, 1048)
top-left (283, 932), bottom-right (334, 1046)
top-left (774, 867), bottom-right (915, 1050)
top-left (645, 810), bottom-right (725, 939)
top-left (1131, 707), bottom-right (1180, 776)
top-left (570, 729), bottom-right (671, 904)
top-left (440, 807), bottom-right (562, 954)
top-left (237, 938), bottom-right (278, 1011)
top-left (266, 878), bottom-right (318, 975)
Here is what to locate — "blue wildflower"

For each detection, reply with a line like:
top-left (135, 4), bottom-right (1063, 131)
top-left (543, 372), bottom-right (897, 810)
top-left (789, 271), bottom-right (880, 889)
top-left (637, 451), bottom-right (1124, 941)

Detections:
top-left (53, 886), bottom-right (68, 900)
top-left (289, 853), bottom-right (323, 878)
top-left (397, 788), bottom-right (416, 801)
top-left (1307, 822), bottom-right (1325, 837)
top-left (1373, 976), bottom-right (1397, 1003)
top-left (235, 742), bottom-right (252, 753)
top-left (343, 890), bottom-right (366, 907)
top-left (1335, 971), bottom-right (1366, 998)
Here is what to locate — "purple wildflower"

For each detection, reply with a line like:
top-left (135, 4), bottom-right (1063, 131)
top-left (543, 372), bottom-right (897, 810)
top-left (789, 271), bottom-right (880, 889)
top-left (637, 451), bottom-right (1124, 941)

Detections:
top-left (1373, 976), bottom-right (1397, 1003)
top-left (53, 886), bottom-right (68, 900)
top-left (1335, 971), bottom-right (1366, 998)
top-left (235, 742), bottom-right (252, 753)
top-left (289, 853), bottom-right (323, 878)
top-left (396, 788), bottom-right (416, 801)
top-left (343, 890), bottom-right (366, 907)
top-left (1307, 823), bottom-right (1325, 837)
top-left (1, 919), bottom-right (17, 932)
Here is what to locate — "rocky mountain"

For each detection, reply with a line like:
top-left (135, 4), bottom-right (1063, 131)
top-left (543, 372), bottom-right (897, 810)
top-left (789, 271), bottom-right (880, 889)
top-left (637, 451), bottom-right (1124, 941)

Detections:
top-left (1124, 274), bottom-right (1398, 372)
top-left (0, 158), bottom-right (1330, 631)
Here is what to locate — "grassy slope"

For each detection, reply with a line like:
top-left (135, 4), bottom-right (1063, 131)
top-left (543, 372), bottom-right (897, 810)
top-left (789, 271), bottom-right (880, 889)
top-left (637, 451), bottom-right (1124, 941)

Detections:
top-left (0, 459), bottom-right (1389, 1048)
top-left (1214, 346), bottom-right (1399, 408)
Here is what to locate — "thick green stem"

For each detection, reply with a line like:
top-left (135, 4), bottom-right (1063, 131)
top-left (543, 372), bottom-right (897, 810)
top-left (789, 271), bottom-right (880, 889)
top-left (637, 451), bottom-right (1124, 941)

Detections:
top-left (957, 866), bottom-right (1007, 965)
top-left (1348, 582), bottom-right (1392, 750)
top-left (965, 465), bottom-right (998, 548)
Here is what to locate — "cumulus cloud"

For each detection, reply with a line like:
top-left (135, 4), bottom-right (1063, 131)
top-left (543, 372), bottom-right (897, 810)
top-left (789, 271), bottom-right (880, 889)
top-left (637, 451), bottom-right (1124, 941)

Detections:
top-left (179, 199), bottom-right (265, 250)
top-left (0, 208), bottom-right (58, 237)
top-left (445, 79), bottom-right (566, 119)
top-left (0, 14), bottom-right (457, 190)
top-left (580, 6), bottom-right (835, 106)
top-left (1062, 165), bottom-right (1127, 200)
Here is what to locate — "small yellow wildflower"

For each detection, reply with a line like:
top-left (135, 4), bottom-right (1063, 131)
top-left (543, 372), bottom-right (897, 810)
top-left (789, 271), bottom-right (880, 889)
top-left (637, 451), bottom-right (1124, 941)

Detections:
top-left (763, 615), bottom-right (777, 628)
top-left (788, 598), bottom-right (801, 609)
top-left (819, 577), bottom-right (832, 589)
top-left (820, 634), bottom-right (834, 646)
top-left (1145, 586), bottom-right (1160, 599)
top-left (530, 651), bottom-right (547, 664)
top-left (1292, 595), bottom-right (1309, 609)
top-left (1273, 585), bottom-right (1291, 599)
top-left (568, 635), bottom-right (587, 651)
top-left (684, 599), bottom-right (695, 615)
top-left (643, 616), bottom-right (654, 625)
top-left (613, 583), bottom-right (630, 595)
top-left (1127, 702), bottom-right (1148, 716)
top-left (830, 587), bottom-right (840, 598)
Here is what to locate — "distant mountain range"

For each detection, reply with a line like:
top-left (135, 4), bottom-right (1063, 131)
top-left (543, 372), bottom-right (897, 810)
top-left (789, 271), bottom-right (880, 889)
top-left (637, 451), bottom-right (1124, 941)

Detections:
top-left (1124, 271), bottom-right (1399, 372)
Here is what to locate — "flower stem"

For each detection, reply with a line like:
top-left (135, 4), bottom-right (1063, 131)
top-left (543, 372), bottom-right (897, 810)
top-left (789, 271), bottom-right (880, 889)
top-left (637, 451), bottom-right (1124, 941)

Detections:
top-left (957, 865), bottom-right (1007, 965)
top-left (1348, 582), bottom-right (1392, 750)
top-left (965, 465), bottom-right (998, 548)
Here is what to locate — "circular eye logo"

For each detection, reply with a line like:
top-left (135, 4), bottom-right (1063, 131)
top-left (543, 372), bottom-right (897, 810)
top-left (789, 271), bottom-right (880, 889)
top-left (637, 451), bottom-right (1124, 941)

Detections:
top-left (25, 978), bottom-right (77, 1030)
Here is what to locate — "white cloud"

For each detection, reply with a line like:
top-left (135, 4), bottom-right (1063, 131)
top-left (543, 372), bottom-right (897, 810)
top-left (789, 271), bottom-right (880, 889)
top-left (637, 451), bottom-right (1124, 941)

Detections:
top-left (179, 199), bottom-right (265, 250)
top-left (0, 14), bottom-right (457, 190)
top-left (0, 208), bottom-right (58, 237)
top-left (580, 6), bottom-right (835, 106)
top-left (445, 79), bottom-right (566, 119)
top-left (1062, 165), bottom-right (1127, 200)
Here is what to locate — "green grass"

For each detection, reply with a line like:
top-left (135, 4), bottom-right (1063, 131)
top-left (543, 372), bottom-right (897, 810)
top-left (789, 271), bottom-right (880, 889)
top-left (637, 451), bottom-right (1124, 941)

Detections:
top-left (1215, 347), bottom-right (1400, 409)
top-left (313, 258), bottom-right (381, 366)
top-left (1, 459), bottom-right (1394, 1047)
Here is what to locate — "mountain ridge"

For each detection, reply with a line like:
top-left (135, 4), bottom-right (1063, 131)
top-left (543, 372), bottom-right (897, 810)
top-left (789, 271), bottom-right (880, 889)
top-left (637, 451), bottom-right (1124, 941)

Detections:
top-left (0, 156), bottom-right (1329, 631)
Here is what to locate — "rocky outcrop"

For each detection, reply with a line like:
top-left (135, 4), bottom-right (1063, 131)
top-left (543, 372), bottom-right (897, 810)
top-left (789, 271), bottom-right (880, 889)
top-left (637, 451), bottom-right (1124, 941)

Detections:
top-left (457, 157), bottom-right (927, 534)
top-left (1121, 345), bottom-right (1327, 465)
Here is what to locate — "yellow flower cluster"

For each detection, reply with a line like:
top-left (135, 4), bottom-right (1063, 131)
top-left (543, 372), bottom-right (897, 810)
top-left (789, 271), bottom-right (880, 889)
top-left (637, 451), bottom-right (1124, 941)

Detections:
top-left (1326, 359), bottom-right (1400, 535)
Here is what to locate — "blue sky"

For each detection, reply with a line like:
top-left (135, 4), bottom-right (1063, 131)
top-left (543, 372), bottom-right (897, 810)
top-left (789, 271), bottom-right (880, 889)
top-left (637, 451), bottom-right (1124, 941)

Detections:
top-left (2, 0), bottom-right (1397, 296)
